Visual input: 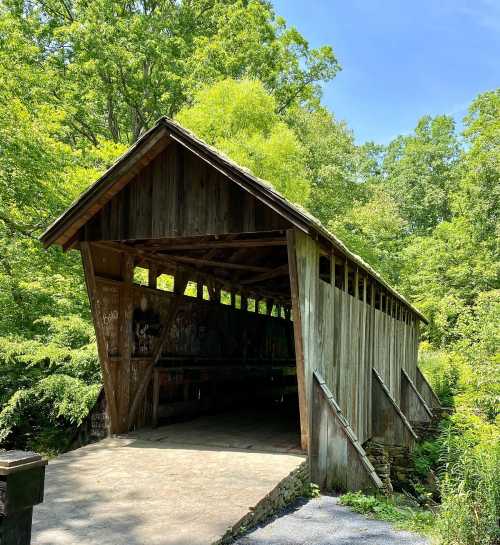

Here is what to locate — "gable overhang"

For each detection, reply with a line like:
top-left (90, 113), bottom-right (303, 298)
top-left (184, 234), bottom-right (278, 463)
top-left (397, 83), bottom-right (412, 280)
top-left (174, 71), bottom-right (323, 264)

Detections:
top-left (39, 117), bottom-right (428, 324)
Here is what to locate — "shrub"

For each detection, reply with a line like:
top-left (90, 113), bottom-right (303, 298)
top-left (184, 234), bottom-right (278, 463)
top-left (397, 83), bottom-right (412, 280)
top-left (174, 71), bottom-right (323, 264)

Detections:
top-left (412, 440), bottom-right (442, 479)
top-left (0, 314), bottom-right (101, 454)
top-left (0, 375), bottom-right (100, 455)
top-left (435, 412), bottom-right (500, 545)
top-left (339, 491), bottom-right (435, 534)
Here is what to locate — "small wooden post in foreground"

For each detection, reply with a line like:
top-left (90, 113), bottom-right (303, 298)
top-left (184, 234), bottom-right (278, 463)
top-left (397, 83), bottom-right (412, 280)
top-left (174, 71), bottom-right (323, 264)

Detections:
top-left (0, 451), bottom-right (47, 545)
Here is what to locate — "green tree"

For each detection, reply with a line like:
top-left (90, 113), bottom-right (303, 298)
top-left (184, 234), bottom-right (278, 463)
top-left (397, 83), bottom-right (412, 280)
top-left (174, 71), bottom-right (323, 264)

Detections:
top-left (287, 106), bottom-right (361, 226)
top-left (2, 0), bottom-right (339, 145)
top-left (177, 78), bottom-right (310, 204)
top-left (382, 115), bottom-right (460, 234)
top-left (454, 90), bottom-right (499, 246)
top-left (329, 186), bottom-right (407, 284)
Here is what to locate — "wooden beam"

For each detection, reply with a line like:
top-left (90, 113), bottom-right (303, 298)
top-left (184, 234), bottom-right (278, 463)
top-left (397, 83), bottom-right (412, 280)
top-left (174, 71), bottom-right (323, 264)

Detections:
top-left (286, 229), bottom-right (309, 451)
top-left (93, 241), bottom-right (291, 304)
top-left (196, 279), bottom-right (203, 299)
top-left (152, 369), bottom-right (160, 428)
top-left (127, 296), bottom-right (183, 429)
top-left (80, 242), bottom-right (119, 432)
top-left (160, 253), bottom-right (271, 273)
top-left (173, 270), bottom-right (189, 295)
top-left (240, 263), bottom-right (289, 285)
top-left (136, 238), bottom-right (287, 252)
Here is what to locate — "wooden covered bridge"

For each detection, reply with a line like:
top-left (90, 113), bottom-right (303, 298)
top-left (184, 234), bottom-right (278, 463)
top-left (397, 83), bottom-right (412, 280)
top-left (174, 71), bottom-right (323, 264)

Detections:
top-left (40, 117), bottom-right (440, 502)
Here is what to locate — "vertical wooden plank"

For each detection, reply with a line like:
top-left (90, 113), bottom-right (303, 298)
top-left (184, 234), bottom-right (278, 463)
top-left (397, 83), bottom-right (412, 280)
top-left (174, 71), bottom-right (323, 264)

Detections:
top-left (286, 229), bottom-right (309, 451)
top-left (330, 255), bottom-right (336, 392)
top-left (152, 369), bottom-right (160, 427)
top-left (80, 243), bottom-right (119, 432)
top-left (361, 276), bottom-right (367, 442)
top-left (148, 262), bottom-right (157, 289)
top-left (118, 253), bottom-right (134, 432)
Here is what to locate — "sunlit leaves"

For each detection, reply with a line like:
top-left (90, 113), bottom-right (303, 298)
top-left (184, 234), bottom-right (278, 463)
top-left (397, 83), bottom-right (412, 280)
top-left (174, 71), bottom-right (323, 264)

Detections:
top-left (177, 78), bottom-right (309, 204)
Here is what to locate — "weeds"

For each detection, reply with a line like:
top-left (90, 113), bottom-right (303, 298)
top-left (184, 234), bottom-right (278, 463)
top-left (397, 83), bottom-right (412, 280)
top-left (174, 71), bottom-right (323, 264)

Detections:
top-left (339, 491), bottom-right (435, 535)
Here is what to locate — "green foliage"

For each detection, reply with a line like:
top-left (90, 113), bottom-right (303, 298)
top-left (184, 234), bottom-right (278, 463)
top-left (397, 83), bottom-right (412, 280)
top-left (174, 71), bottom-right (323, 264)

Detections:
top-left (419, 347), bottom-right (459, 407)
top-left (435, 417), bottom-right (500, 545)
top-left (339, 492), bottom-right (435, 535)
top-left (0, 375), bottom-right (100, 455)
top-left (0, 315), bottom-right (100, 454)
top-left (382, 115), bottom-right (460, 235)
top-left (303, 482), bottom-right (321, 498)
top-left (418, 287), bottom-right (500, 544)
top-left (1, 0), bottom-right (338, 145)
top-left (0, 2), bottom-right (498, 542)
top-left (287, 106), bottom-right (360, 225)
top-left (412, 440), bottom-right (442, 479)
top-left (177, 78), bottom-right (310, 204)
top-left (329, 186), bottom-right (407, 284)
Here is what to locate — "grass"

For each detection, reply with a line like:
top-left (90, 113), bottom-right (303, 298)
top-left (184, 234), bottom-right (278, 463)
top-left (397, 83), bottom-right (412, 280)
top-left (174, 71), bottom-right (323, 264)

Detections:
top-left (339, 491), bottom-right (436, 537)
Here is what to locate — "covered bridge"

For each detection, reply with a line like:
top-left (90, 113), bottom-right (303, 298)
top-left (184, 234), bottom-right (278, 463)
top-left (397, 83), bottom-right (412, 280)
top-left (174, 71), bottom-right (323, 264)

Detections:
top-left (41, 117), bottom-right (439, 493)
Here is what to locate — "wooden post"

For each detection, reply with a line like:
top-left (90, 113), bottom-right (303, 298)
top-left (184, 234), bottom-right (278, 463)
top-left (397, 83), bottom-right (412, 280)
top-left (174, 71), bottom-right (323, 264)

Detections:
top-left (128, 295), bottom-right (183, 429)
top-left (148, 263), bottom-right (157, 289)
top-left (286, 229), bottom-right (309, 451)
top-left (196, 277), bottom-right (203, 299)
top-left (118, 253), bottom-right (134, 433)
top-left (0, 452), bottom-right (47, 545)
top-left (80, 242), bottom-right (119, 432)
top-left (152, 369), bottom-right (160, 428)
top-left (174, 271), bottom-right (188, 295)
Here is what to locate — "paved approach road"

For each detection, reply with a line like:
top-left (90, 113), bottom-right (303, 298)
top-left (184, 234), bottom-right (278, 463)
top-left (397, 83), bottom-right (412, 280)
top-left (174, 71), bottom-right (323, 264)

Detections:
top-left (233, 495), bottom-right (430, 545)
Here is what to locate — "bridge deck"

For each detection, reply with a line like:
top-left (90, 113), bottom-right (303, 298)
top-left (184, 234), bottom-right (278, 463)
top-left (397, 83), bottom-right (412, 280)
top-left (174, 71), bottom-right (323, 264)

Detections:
top-left (32, 410), bottom-right (304, 545)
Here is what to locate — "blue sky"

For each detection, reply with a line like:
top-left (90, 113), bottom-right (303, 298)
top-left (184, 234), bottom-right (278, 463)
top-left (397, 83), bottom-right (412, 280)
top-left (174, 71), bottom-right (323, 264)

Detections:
top-left (272, 0), bottom-right (500, 144)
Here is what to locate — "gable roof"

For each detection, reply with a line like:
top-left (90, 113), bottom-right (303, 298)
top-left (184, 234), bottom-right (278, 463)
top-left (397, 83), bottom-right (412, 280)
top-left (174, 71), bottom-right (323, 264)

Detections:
top-left (40, 116), bottom-right (427, 323)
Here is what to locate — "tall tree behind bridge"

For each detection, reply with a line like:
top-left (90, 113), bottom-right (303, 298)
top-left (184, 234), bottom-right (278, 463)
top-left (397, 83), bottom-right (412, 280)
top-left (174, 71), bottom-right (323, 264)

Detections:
top-left (2, 0), bottom-right (339, 145)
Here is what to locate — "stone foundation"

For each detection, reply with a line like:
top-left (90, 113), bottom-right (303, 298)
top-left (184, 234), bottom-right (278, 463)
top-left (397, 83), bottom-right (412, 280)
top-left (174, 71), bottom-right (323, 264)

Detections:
top-left (411, 407), bottom-right (451, 441)
top-left (217, 461), bottom-right (310, 544)
top-left (387, 445), bottom-right (413, 489)
top-left (364, 442), bottom-right (393, 495)
top-left (364, 441), bottom-right (414, 493)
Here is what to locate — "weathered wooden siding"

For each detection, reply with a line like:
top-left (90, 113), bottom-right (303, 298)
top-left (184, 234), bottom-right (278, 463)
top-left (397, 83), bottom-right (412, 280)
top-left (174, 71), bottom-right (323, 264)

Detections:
top-left (400, 369), bottom-right (433, 424)
top-left (96, 279), bottom-right (294, 362)
top-left (416, 367), bottom-right (441, 409)
top-left (293, 230), bottom-right (419, 445)
top-left (372, 369), bottom-right (417, 449)
top-left (311, 372), bottom-right (383, 492)
top-left (85, 142), bottom-right (290, 241)
top-left (93, 271), bottom-right (294, 430)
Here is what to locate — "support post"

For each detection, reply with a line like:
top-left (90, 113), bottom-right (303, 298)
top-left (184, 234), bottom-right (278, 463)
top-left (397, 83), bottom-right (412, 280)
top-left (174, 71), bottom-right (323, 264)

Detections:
top-left (118, 253), bottom-right (134, 433)
top-left (0, 451), bottom-right (47, 545)
top-left (286, 229), bottom-right (309, 451)
top-left (80, 242), bottom-right (120, 432)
